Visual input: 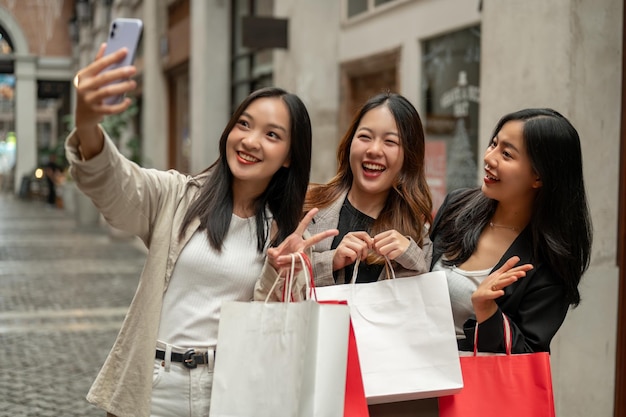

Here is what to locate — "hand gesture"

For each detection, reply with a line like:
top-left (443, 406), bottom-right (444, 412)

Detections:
top-left (268, 208), bottom-right (338, 273)
top-left (72, 44), bottom-right (138, 160)
top-left (74, 44), bottom-right (137, 129)
top-left (471, 256), bottom-right (533, 323)
top-left (372, 229), bottom-right (410, 260)
top-left (332, 231), bottom-right (373, 272)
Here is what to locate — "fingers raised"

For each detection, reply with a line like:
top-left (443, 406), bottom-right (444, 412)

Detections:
top-left (294, 208), bottom-right (319, 236)
top-left (302, 228), bottom-right (338, 250)
top-left (87, 46), bottom-right (129, 77)
top-left (94, 43), bottom-right (106, 60)
top-left (88, 96), bottom-right (134, 116)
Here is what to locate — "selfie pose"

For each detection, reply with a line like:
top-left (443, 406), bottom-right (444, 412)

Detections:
top-left (430, 108), bottom-right (593, 353)
top-left (68, 44), bottom-right (333, 417)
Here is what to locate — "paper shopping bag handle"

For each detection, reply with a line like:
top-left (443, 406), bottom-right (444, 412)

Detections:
top-left (348, 257), bottom-right (406, 324)
top-left (473, 313), bottom-right (512, 355)
top-left (296, 252), bottom-right (317, 301)
top-left (349, 256), bottom-right (396, 285)
top-left (264, 253), bottom-right (311, 303)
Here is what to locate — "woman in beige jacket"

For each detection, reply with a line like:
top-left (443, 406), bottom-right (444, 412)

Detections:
top-left (69, 44), bottom-right (334, 417)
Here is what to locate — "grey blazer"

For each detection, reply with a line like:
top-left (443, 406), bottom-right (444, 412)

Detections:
top-left (307, 190), bottom-right (433, 286)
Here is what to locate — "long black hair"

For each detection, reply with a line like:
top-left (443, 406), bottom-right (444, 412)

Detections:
top-left (179, 87), bottom-right (312, 252)
top-left (437, 108), bottom-right (592, 305)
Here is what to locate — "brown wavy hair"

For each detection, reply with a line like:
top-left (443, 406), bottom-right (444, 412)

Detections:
top-left (305, 92), bottom-right (432, 264)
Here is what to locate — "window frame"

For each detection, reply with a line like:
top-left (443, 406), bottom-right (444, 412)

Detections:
top-left (230, 0), bottom-right (275, 112)
top-left (342, 0), bottom-right (412, 24)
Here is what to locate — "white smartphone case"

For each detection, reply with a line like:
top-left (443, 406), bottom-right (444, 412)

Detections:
top-left (102, 18), bottom-right (143, 105)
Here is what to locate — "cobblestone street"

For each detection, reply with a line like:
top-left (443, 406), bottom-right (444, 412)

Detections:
top-left (0, 192), bottom-right (146, 416)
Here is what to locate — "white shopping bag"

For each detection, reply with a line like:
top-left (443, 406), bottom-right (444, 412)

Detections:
top-left (210, 255), bottom-right (351, 417)
top-left (315, 259), bottom-right (463, 405)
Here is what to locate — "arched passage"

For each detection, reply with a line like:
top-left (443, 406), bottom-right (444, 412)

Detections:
top-left (0, 6), bottom-right (28, 54)
top-left (0, 5), bottom-right (37, 194)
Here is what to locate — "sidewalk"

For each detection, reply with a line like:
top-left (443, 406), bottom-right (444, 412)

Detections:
top-left (0, 192), bottom-right (146, 416)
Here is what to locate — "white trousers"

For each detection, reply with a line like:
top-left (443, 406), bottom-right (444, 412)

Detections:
top-left (150, 356), bottom-right (214, 417)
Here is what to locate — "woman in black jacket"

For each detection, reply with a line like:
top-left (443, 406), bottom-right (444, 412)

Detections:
top-left (430, 108), bottom-right (592, 353)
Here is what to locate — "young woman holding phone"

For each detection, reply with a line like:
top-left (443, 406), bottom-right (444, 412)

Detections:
top-left (69, 44), bottom-right (334, 417)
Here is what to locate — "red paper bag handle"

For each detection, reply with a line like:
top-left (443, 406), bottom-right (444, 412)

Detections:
top-left (473, 313), bottom-right (512, 355)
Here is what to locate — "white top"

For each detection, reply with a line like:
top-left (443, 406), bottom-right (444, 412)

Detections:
top-left (432, 258), bottom-right (493, 338)
top-left (157, 214), bottom-right (268, 348)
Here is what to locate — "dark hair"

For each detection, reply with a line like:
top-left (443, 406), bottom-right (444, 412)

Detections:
top-left (438, 108), bottom-right (592, 305)
top-left (180, 87), bottom-right (312, 252)
top-left (306, 92), bottom-right (433, 262)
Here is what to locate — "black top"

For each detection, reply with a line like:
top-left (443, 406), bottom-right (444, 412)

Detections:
top-left (430, 188), bottom-right (569, 353)
top-left (331, 197), bottom-right (383, 284)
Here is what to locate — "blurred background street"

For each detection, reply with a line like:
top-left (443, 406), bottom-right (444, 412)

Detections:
top-left (0, 0), bottom-right (621, 415)
top-left (0, 193), bottom-right (145, 416)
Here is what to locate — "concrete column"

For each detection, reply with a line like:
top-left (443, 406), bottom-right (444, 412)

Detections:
top-left (189, 0), bottom-right (230, 173)
top-left (13, 55), bottom-right (37, 192)
top-left (481, 1), bottom-right (622, 416)
top-left (0, 6), bottom-right (33, 194)
top-left (274, 0), bottom-right (341, 183)
top-left (140, 0), bottom-right (168, 169)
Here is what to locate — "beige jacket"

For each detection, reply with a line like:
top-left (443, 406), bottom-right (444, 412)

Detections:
top-left (66, 129), bottom-right (275, 417)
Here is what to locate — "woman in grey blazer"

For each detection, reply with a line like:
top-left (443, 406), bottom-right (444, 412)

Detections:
top-left (305, 92), bottom-right (433, 287)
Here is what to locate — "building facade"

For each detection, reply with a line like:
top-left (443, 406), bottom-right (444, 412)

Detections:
top-left (0, 0), bottom-right (75, 193)
top-left (277, 2), bottom-right (623, 416)
top-left (1, 0), bottom-right (623, 415)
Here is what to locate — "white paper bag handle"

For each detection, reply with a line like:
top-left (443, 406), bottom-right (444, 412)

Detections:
top-left (297, 252), bottom-right (317, 301)
top-left (285, 253), bottom-right (297, 302)
top-left (349, 256), bottom-right (405, 324)
top-left (264, 253), bottom-right (299, 303)
top-left (349, 256), bottom-right (395, 285)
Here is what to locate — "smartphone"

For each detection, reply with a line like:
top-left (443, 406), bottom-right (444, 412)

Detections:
top-left (102, 18), bottom-right (143, 105)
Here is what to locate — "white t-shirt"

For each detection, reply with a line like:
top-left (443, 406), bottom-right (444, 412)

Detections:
top-left (432, 258), bottom-right (492, 339)
top-left (157, 214), bottom-right (269, 348)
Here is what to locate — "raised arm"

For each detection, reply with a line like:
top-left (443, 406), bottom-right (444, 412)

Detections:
top-left (73, 44), bottom-right (137, 160)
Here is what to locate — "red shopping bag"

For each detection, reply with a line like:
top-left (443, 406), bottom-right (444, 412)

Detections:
top-left (438, 315), bottom-right (555, 417)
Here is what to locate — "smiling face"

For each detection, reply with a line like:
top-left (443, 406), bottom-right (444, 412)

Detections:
top-left (482, 120), bottom-right (542, 205)
top-left (348, 104), bottom-right (404, 204)
top-left (226, 97), bottom-right (291, 194)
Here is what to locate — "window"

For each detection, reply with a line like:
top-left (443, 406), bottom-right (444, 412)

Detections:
top-left (348, 0), bottom-right (367, 17)
top-left (422, 26), bottom-right (481, 213)
top-left (231, 0), bottom-right (275, 112)
top-left (346, 0), bottom-right (405, 19)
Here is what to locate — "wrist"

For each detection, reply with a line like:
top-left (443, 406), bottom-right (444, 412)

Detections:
top-left (75, 124), bottom-right (101, 138)
top-left (75, 125), bottom-right (104, 160)
top-left (473, 300), bottom-right (498, 324)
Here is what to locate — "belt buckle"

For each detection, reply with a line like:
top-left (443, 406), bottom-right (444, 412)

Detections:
top-left (183, 349), bottom-right (198, 369)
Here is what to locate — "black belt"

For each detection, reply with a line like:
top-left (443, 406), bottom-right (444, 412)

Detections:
top-left (155, 349), bottom-right (212, 369)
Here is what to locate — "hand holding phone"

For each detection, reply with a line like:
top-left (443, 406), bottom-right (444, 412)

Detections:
top-left (102, 18), bottom-right (143, 105)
